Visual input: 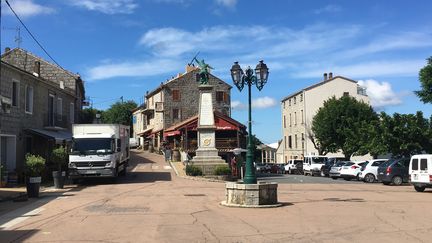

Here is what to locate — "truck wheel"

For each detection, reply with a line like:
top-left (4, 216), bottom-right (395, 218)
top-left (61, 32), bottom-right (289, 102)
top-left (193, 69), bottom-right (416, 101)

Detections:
top-left (414, 186), bottom-right (426, 192)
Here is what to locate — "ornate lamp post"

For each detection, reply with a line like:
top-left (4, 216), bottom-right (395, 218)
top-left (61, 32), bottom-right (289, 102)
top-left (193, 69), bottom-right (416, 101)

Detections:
top-left (230, 60), bottom-right (269, 184)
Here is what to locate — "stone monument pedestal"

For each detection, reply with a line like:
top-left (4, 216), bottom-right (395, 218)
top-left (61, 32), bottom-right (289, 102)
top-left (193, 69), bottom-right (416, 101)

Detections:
top-left (221, 181), bottom-right (281, 208)
top-left (190, 85), bottom-right (226, 175)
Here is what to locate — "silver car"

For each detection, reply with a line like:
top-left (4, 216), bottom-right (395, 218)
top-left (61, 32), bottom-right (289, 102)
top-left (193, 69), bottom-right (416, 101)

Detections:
top-left (329, 161), bottom-right (348, 180)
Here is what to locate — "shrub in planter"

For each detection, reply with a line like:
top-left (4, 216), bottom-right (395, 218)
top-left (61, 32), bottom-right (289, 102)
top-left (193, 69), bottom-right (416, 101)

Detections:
top-left (185, 165), bottom-right (203, 176)
top-left (25, 154), bottom-right (45, 198)
top-left (51, 146), bottom-right (68, 189)
top-left (214, 165), bottom-right (231, 175)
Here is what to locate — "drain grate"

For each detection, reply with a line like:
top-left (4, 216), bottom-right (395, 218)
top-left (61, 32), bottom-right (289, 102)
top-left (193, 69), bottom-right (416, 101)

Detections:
top-left (184, 194), bottom-right (206, 197)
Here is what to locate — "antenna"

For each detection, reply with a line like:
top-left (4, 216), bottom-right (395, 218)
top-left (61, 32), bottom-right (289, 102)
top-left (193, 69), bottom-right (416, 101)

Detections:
top-left (188, 51), bottom-right (200, 65)
top-left (2, 26), bottom-right (22, 48)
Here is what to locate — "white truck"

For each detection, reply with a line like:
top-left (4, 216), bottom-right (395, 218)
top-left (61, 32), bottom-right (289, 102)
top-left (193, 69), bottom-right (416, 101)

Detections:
top-left (303, 155), bottom-right (328, 176)
top-left (68, 124), bottom-right (130, 182)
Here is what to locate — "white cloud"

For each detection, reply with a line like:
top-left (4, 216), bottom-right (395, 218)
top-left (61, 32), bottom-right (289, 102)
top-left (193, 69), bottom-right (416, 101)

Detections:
top-left (215, 0), bottom-right (237, 9)
top-left (358, 79), bottom-right (402, 108)
top-left (314, 4), bottom-right (342, 14)
top-left (69, 0), bottom-right (138, 14)
top-left (86, 59), bottom-right (183, 81)
top-left (252, 97), bottom-right (277, 109)
top-left (231, 97), bottom-right (277, 110)
top-left (2, 0), bottom-right (55, 18)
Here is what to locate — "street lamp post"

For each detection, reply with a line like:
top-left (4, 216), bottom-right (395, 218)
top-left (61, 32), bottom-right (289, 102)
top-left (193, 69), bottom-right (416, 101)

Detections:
top-left (230, 60), bottom-right (269, 184)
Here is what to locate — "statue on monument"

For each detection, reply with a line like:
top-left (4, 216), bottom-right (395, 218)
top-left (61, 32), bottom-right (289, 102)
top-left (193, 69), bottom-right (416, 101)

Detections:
top-left (193, 57), bottom-right (213, 85)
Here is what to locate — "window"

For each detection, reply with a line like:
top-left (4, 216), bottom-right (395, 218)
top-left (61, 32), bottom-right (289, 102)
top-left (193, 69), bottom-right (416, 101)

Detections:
top-left (412, 159), bottom-right (418, 170)
top-left (294, 112), bottom-right (297, 125)
top-left (301, 110), bottom-right (304, 124)
top-left (25, 85), bottom-right (33, 114)
top-left (343, 92), bottom-right (349, 97)
top-left (283, 115), bottom-right (286, 128)
top-left (295, 134), bottom-right (298, 148)
top-left (372, 161), bottom-right (385, 167)
top-left (300, 94), bottom-right (303, 102)
top-left (289, 99), bottom-right (291, 106)
top-left (289, 114), bottom-right (292, 127)
top-left (288, 136), bottom-right (292, 148)
top-left (420, 159), bottom-right (428, 170)
top-left (284, 136), bottom-right (287, 149)
top-left (216, 91), bottom-right (224, 102)
top-left (172, 90), bottom-right (180, 101)
top-left (57, 98), bottom-right (63, 121)
top-left (48, 94), bottom-right (55, 126)
top-left (12, 80), bottom-right (19, 107)
top-left (301, 133), bottom-right (304, 149)
top-left (70, 103), bottom-right (75, 124)
top-left (294, 97), bottom-right (296, 104)
top-left (172, 108), bottom-right (181, 120)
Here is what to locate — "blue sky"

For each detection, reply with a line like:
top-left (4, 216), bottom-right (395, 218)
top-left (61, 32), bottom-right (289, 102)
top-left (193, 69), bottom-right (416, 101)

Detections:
top-left (1, 0), bottom-right (431, 145)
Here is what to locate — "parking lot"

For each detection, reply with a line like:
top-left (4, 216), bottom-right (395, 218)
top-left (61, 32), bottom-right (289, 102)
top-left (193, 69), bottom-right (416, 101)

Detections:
top-left (257, 172), bottom-right (365, 184)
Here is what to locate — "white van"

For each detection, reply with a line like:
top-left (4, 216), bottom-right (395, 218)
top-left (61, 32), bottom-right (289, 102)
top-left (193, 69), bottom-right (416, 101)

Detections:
top-left (409, 154), bottom-right (432, 192)
top-left (303, 155), bottom-right (327, 176)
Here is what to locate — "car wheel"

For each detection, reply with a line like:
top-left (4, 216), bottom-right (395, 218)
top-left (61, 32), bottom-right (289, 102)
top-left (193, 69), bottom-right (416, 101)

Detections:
top-left (392, 176), bottom-right (403, 186)
top-left (364, 173), bottom-right (375, 183)
top-left (303, 171), bottom-right (308, 176)
top-left (414, 186), bottom-right (426, 192)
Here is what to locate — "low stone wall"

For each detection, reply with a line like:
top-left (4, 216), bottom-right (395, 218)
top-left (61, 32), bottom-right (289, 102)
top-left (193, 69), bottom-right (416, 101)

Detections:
top-left (223, 182), bottom-right (280, 207)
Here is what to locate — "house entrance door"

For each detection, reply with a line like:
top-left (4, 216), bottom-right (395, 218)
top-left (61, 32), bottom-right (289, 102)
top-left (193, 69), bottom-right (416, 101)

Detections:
top-left (0, 135), bottom-right (17, 172)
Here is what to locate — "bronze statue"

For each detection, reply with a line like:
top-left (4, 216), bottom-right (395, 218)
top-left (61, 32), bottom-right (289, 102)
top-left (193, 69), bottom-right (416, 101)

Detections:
top-left (193, 58), bottom-right (213, 85)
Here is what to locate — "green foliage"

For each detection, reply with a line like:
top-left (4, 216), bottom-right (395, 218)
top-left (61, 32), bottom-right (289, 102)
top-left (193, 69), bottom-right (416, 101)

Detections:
top-left (185, 165), bottom-right (203, 176)
top-left (51, 146), bottom-right (68, 171)
top-left (214, 165), bottom-right (231, 175)
top-left (80, 107), bottom-right (103, 124)
top-left (415, 57), bottom-right (432, 104)
top-left (251, 134), bottom-right (263, 162)
top-left (312, 96), bottom-right (378, 160)
top-left (25, 154), bottom-right (46, 177)
top-left (380, 111), bottom-right (431, 158)
top-left (102, 101), bottom-right (137, 125)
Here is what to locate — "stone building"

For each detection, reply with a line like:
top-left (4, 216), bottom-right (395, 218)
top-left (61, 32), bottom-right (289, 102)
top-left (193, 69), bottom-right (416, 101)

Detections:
top-left (0, 48), bottom-right (85, 179)
top-left (136, 65), bottom-right (232, 152)
top-left (280, 73), bottom-right (369, 162)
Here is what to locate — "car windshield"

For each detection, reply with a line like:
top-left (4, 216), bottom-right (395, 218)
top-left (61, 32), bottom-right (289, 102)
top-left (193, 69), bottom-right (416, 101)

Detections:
top-left (344, 162), bottom-right (354, 166)
top-left (334, 161), bottom-right (346, 167)
top-left (310, 157), bottom-right (327, 164)
top-left (71, 138), bottom-right (113, 155)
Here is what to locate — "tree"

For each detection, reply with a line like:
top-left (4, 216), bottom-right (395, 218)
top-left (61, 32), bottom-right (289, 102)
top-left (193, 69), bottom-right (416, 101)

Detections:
top-left (306, 126), bottom-right (335, 155)
top-left (79, 107), bottom-right (103, 124)
top-left (251, 134), bottom-right (264, 162)
top-left (312, 96), bottom-right (378, 160)
top-left (102, 101), bottom-right (137, 125)
top-left (415, 56), bottom-right (432, 104)
top-left (381, 111), bottom-right (431, 158)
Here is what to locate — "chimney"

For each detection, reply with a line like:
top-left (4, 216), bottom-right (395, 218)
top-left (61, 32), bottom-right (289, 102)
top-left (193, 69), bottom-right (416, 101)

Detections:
top-left (329, 72), bottom-right (333, 79)
top-left (33, 61), bottom-right (41, 77)
top-left (5, 47), bottom-right (11, 53)
top-left (323, 73), bottom-right (328, 81)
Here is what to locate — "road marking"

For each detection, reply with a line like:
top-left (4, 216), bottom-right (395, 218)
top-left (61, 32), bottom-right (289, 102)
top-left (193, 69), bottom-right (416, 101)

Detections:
top-left (164, 166), bottom-right (171, 170)
top-left (0, 207), bottom-right (45, 230)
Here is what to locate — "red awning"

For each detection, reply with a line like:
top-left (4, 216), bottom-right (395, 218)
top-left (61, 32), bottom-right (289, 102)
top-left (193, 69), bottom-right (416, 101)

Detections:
top-left (164, 130), bottom-right (181, 137)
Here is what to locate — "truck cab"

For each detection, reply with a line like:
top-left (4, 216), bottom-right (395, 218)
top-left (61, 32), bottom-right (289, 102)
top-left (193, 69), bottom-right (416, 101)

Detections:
top-left (303, 155), bottom-right (327, 176)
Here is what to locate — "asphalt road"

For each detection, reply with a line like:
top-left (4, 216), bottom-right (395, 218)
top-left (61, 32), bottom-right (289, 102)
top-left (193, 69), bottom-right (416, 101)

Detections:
top-left (256, 172), bottom-right (366, 184)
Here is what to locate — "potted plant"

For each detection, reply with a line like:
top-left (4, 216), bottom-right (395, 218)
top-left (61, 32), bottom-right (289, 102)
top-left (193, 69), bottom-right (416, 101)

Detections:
top-left (25, 154), bottom-right (45, 198)
top-left (51, 146), bottom-right (68, 189)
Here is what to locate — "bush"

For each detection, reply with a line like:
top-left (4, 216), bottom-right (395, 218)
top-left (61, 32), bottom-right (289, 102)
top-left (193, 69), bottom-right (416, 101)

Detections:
top-left (214, 165), bottom-right (231, 175)
top-left (25, 154), bottom-right (45, 177)
top-left (51, 146), bottom-right (68, 171)
top-left (186, 165), bottom-right (203, 176)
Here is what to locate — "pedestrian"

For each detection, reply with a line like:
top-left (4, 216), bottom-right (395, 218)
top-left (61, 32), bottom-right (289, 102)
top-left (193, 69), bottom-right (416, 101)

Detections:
top-left (165, 145), bottom-right (172, 162)
top-left (231, 156), bottom-right (237, 178)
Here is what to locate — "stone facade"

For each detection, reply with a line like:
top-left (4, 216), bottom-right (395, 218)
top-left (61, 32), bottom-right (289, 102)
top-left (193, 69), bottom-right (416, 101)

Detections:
top-left (140, 65), bottom-right (232, 151)
top-left (280, 74), bottom-right (370, 162)
top-left (0, 48), bottom-right (85, 177)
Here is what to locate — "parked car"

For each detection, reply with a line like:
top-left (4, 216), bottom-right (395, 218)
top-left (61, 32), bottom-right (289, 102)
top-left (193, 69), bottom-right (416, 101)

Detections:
top-left (358, 159), bottom-right (388, 183)
top-left (255, 163), bottom-right (271, 173)
top-left (409, 154), bottom-right (432, 192)
top-left (377, 157), bottom-right (410, 185)
top-left (129, 137), bottom-right (138, 149)
top-left (329, 161), bottom-right (348, 180)
top-left (340, 161), bottom-right (368, 181)
top-left (321, 157), bottom-right (345, 177)
top-left (303, 156), bottom-right (327, 176)
top-left (284, 159), bottom-right (303, 174)
top-left (270, 164), bottom-right (285, 174)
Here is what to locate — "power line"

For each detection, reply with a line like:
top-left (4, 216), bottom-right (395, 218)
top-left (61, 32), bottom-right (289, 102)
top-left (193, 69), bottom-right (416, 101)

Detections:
top-left (4, 0), bottom-right (76, 79)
